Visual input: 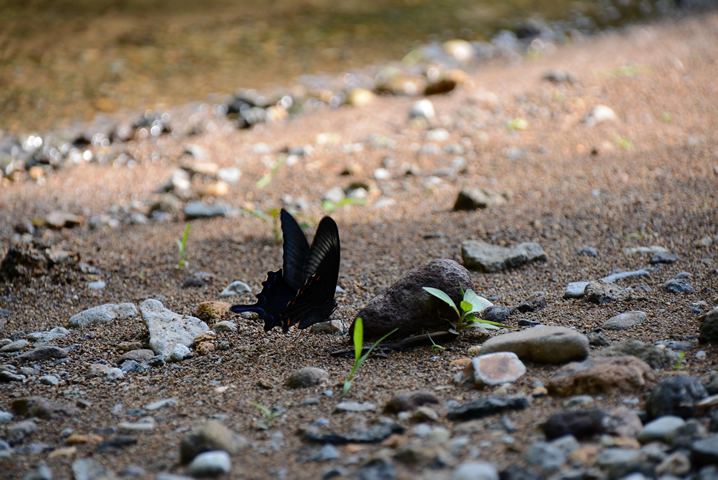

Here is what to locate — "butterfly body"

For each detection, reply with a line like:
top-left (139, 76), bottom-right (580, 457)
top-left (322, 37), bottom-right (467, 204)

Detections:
top-left (231, 210), bottom-right (340, 333)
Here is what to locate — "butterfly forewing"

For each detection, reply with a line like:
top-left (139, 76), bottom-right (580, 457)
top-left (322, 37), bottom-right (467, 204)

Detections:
top-left (280, 209), bottom-right (310, 291)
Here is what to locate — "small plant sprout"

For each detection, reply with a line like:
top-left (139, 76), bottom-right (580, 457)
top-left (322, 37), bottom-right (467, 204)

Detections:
top-left (612, 134), bottom-right (633, 149)
top-left (321, 197), bottom-right (366, 214)
top-left (343, 318), bottom-right (397, 395)
top-left (427, 332), bottom-right (445, 351)
top-left (256, 156), bottom-right (286, 189)
top-left (250, 402), bottom-right (282, 430)
top-left (673, 351), bottom-right (686, 371)
top-left (423, 286), bottom-right (509, 331)
top-left (176, 222), bottom-right (191, 270)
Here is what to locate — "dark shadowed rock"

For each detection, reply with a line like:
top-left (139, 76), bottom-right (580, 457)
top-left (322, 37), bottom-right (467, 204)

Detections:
top-left (453, 188), bottom-right (507, 210)
top-left (699, 307), bottom-right (718, 344)
top-left (384, 391), bottom-right (440, 413)
top-left (11, 396), bottom-right (79, 419)
top-left (547, 356), bottom-right (656, 396)
top-left (461, 241), bottom-right (547, 272)
top-left (303, 422), bottom-right (404, 444)
top-left (447, 396), bottom-right (530, 421)
top-left (516, 295), bottom-right (547, 313)
top-left (482, 306), bottom-right (516, 323)
top-left (0, 244), bottom-right (49, 280)
top-left (352, 259), bottom-right (473, 339)
top-left (543, 409), bottom-right (606, 439)
top-left (645, 375), bottom-right (708, 420)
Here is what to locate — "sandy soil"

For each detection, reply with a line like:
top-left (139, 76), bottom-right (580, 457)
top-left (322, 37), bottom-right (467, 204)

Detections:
top-left (1, 9), bottom-right (718, 480)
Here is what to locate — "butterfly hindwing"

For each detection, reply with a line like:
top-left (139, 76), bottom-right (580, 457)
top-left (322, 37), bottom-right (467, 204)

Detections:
top-left (230, 269), bottom-right (297, 331)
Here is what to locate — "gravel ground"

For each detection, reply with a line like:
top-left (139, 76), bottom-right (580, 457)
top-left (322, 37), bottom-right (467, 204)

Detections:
top-left (1, 9), bottom-right (718, 480)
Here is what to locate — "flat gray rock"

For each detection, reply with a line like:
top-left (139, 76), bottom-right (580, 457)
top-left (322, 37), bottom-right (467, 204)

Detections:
top-left (183, 202), bottom-right (229, 220)
top-left (461, 241), bottom-right (547, 272)
top-left (353, 259), bottom-right (473, 339)
top-left (638, 415), bottom-right (685, 443)
top-left (68, 303), bottom-right (138, 328)
top-left (479, 326), bottom-right (589, 364)
top-left (185, 450), bottom-right (231, 477)
top-left (219, 280), bottom-right (251, 298)
top-left (584, 280), bottom-right (628, 304)
top-left (594, 339), bottom-right (673, 369)
top-left (454, 352), bottom-right (526, 389)
top-left (564, 282), bottom-right (590, 299)
top-left (26, 327), bottom-right (69, 343)
top-left (602, 311), bottom-right (647, 330)
top-left (139, 299), bottom-right (208, 356)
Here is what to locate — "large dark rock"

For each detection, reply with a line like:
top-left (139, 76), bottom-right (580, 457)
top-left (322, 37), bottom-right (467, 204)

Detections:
top-left (645, 375), bottom-right (708, 420)
top-left (699, 307), bottom-right (718, 344)
top-left (352, 259), bottom-right (474, 339)
top-left (543, 409), bottom-right (606, 439)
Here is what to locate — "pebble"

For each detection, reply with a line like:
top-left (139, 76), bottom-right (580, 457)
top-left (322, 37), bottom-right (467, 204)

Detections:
top-left (285, 367), bottom-right (329, 389)
top-left (584, 280), bottom-right (628, 304)
top-left (594, 339), bottom-right (672, 369)
top-left (16, 345), bottom-right (68, 363)
top-left (625, 246), bottom-right (668, 255)
top-left (146, 398), bottom-right (178, 411)
top-left (185, 450), bottom-right (231, 477)
top-left (139, 299), bottom-right (208, 357)
top-left (334, 401), bottom-right (376, 413)
top-left (0, 339), bottom-right (29, 352)
top-left (650, 252), bottom-right (680, 264)
top-left (181, 272), bottom-right (214, 288)
top-left (601, 269), bottom-right (651, 282)
top-left (212, 321), bottom-right (237, 332)
top-left (461, 240), bottom-right (547, 272)
top-left (663, 278), bottom-right (695, 294)
top-left (562, 395), bottom-right (595, 409)
top-left (168, 344), bottom-right (191, 363)
top-left (68, 303), bottom-right (138, 328)
top-left (308, 444), bottom-right (341, 462)
top-left (453, 188), bottom-right (507, 210)
top-left (699, 307), bottom-right (718, 344)
top-left (117, 349), bottom-right (155, 364)
top-left (39, 375), bottom-right (59, 386)
top-left (87, 281), bottom-right (106, 290)
top-left (384, 391), bottom-right (439, 413)
top-left (373, 168), bottom-right (391, 180)
top-left (107, 368), bottom-right (124, 380)
top-left (450, 462), bottom-right (499, 480)
top-left (645, 376), bottom-right (708, 419)
top-left (0, 411), bottom-right (13, 422)
top-left (524, 441), bottom-right (566, 472)
top-left (323, 186), bottom-right (345, 204)
top-left (481, 306), bottom-right (516, 323)
top-left (183, 202), bottom-right (229, 220)
top-left (691, 434), bottom-right (718, 466)
top-left (45, 211), bottom-right (83, 229)
top-left (309, 320), bottom-right (346, 335)
top-left (72, 458), bottom-right (114, 480)
top-left (602, 311), bottom-right (646, 330)
top-left (409, 99), bottom-right (435, 119)
top-left (564, 281), bottom-right (590, 298)
top-left (655, 451), bottom-right (691, 476)
top-left (454, 352), bottom-right (526, 389)
top-left (118, 418), bottom-right (155, 431)
top-left (23, 464), bottom-right (53, 480)
top-left (26, 327), bottom-right (69, 343)
top-left (7, 419), bottom-right (38, 444)
top-left (479, 326), bottom-right (589, 364)
top-left (179, 419), bottom-right (246, 464)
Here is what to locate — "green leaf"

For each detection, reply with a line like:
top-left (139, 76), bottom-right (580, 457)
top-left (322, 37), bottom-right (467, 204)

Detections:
top-left (463, 290), bottom-right (492, 313)
top-left (353, 318), bottom-right (364, 366)
top-left (251, 402), bottom-right (271, 416)
top-left (342, 380), bottom-right (351, 395)
top-left (423, 287), bottom-right (459, 316)
top-left (355, 327), bottom-right (397, 374)
top-left (460, 300), bottom-right (473, 314)
top-left (175, 239), bottom-right (183, 250)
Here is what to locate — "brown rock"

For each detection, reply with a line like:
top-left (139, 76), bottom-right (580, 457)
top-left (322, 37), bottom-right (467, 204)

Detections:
top-left (479, 326), bottom-right (589, 364)
top-left (384, 391), bottom-right (440, 413)
top-left (197, 180), bottom-right (230, 197)
top-left (454, 352), bottom-right (526, 389)
top-left (45, 211), bottom-right (83, 229)
top-left (196, 301), bottom-right (232, 323)
top-left (352, 259), bottom-right (474, 339)
top-left (116, 341), bottom-right (144, 352)
top-left (117, 349), bottom-right (155, 364)
top-left (179, 420), bottom-right (248, 464)
top-left (16, 345), bottom-right (68, 363)
top-left (547, 356), bottom-right (656, 396)
top-left (197, 342), bottom-right (215, 355)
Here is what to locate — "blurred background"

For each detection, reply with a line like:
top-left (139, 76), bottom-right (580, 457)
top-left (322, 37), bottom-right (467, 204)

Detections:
top-left (0, 0), bottom-right (685, 133)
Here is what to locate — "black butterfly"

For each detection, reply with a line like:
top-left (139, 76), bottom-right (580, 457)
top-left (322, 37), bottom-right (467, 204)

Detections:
top-left (231, 209), bottom-right (341, 333)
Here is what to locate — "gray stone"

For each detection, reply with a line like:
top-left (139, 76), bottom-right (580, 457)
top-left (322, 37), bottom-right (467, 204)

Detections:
top-left (601, 269), bottom-right (651, 282)
top-left (10, 396), bottom-right (78, 420)
top-left (145, 398), bottom-right (178, 411)
top-left (410, 99), bottom-right (435, 119)
top-left (334, 402), bottom-right (376, 413)
top-left (308, 444), bottom-right (341, 462)
top-left (691, 434), bottom-right (718, 467)
top-left (23, 464), bottom-right (53, 480)
top-left (461, 241), bottom-right (547, 272)
top-left (168, 344), bottom-right (191, 362)
top-left (453, 188), bottom-right (506, 210)
top-left (584, 280), bottom-right (628, 304)
top-left (602, 311), bottom-right (646, 330)
top-left (71, 458), bottom-right (117, 480)
top-left (450, 462), bottom-right (499, 480)
top-left (183, 202), bottom-right (229, 220)
top-left (562, 395), bottom-right (595, 409)
top-left (524, 442), bottom-right (566, 472)
top-left (39, 375), bottom-right (59, 386)
top-left (638, 415), bottom-right (685, 443)
top-left (650, 252), bottom-right (679, 264)
top-left (68, 303), bottom-right (137, 328)
top-left (26, 327), bottom-right (69, 343)
top-left (185, 450), bottom-right (231, 477)
top-left (447, 396), bottom-right (530, 422)
top-left (564, 282), bottom-right (590, 299)
top-left (548, 356), bottom-right (656, 396)
top-left (479, 326), bottom-right (589, 364)
top-left (595, 448), bottom-right (646, 480)
top-left (624, 246), bottom-right (668, 255)
top-left (219, 280), bottom-right (251, 298)
top-left (139, 299), bottom-right (208, 356)
top-left (7, 419), bottom-right (38, 445)
top-left (16, 345), bottom-right (67, 363)
top-left (584, 105), bottom-right (616, 125)
top-left (655, 451), bottom-right (691, 477)
top-left (353, 259), bottom-right (474, 339)
top-left (179, 420), bottom-right (247, 464)
top-left (454, 352), bottom-right (526, 389)
top-left (212, 321), bottom-right (237, 332)
top-left (645, 375), bottom-right (708, 419)
top-left (594, 339), bottom-right (673, 369)
top-left (663, 279), bottom-right (695, 294)
top-left (0, 339), bottom-right (28, 352)
top-left (384, 391), bottom-right (440, 413)
top-left (106, 368), bottom-right (124, 380)
top-left (285, 367), bottom-right (329, 389)
top-left (670, 419), bottom-right (706, 449)
top-left (603, 407), bottom-right (643, 438)
top-left (481, 306), bottom-right (516, 323)
top-left (0, 411), bottom-right (13, 422)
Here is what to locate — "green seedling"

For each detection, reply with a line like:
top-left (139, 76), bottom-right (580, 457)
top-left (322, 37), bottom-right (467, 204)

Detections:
top-left (612, 134), bottom-right (633, 149)
top-left (423, 286), bottom-right (509, 331)
top-left (251, 402), bottom-right (282, 429)
top-left (673, 351), bottom-right (686, 371)
top-left (661, 112), bottom-right (673, 123)
top-left (506, 118), bottom-right (528, 131)
top-left (242, 207), bottom-right (283, 243)
top-left (176, 222), bottom-right (191, 270)
top-left (256, 156), bottom-right (286, 189)
top-left (343, 318), bottom-right (397, 395)
top-left (427, 332), bottom-right (445, 351)
top-left (322, 197), bottom-right (366, 214)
